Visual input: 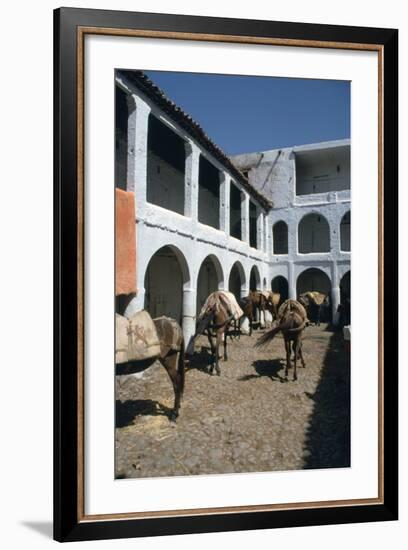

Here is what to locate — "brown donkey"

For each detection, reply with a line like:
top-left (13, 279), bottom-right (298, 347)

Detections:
top-left (188, 291), bottom-right (242, 376)
top-left (116, 315), bottom-right (185, 421)
top-left (238, 291), bottom-right (281, 335)
top-left (255, 299), bottom-right (307, 381)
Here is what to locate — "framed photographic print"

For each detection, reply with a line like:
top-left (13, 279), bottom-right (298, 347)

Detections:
top-left (54, 7), bottom-right (398, 542)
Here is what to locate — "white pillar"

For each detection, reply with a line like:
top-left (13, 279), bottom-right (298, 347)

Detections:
top-left (264, 310), bottom-right (273, 325)
top-left (220, 173), bottom-right (230, 234)
top-left (240, 286), bottom-right (250, 334)
top-left (126, 94), bottom-right (151, 203)
top-left (183, 287), bottom-right (197, 352)
top-left (184, 141), bottom-right (200, 221)
top-left (331, 261), bottom-right (340, 325)
top-left (331, 209), bottom-right (341, 255)
top-left (264, 213), bottom-right (270, 254)
top-left (241, 192), bottom-right (250, 244)
top-left (288, 263), bottom-right (296, 299)
top-left (241, 286), bottom-right (249, 299)
top-left (256, 208), bottom-right (264, 251)
top-left (288, 216), bottom-right (298, 257)
top-left (289, 155), bottom-right (297, 205)
top-left (268, 213), bottom-right (275, 257)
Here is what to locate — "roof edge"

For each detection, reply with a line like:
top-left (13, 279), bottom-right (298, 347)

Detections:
top-left (116, 70), bottom-right (273, 211)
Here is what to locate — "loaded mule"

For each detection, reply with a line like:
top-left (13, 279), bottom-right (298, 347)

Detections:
top-left (116, 310), bottom-right (185, 421)
top-left (239, 290), bottom-right (281, 336)
top-left (298, 291), bottom-right (329, 326)
top-left (187, 291), bottom-right (243, 376)
top-left (255, 299), bottom-right (307, 381)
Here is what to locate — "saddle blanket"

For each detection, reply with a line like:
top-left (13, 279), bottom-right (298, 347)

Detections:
top-left (199, 291), bottom-right (243, 321)
top-left (278, 299), bottom-right (308, 321)
top-left (115, 310), bottom-right (161, 364)
top-left (153, 316), bottom-right (183, 355)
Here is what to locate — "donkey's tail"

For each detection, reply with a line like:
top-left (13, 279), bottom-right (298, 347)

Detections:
top-left (254, 324), bottom-right (282, 348)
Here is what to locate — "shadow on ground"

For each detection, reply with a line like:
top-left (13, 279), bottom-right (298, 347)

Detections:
top-left (239, 359), bottom-right (286, 383)
top-left (116, 398), bottom-right (173, 427)
top-left (186, 347), bottom-right (215, 374)
top-left (302, 331), bottom-right (350, 469)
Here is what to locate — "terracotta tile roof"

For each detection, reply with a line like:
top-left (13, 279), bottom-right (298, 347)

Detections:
top-left (117, 70), bottom-right (272, 210)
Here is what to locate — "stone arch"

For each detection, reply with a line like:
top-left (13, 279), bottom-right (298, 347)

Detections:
top-left (144, 244), bottom-right (190, 324)
top-left (296, 267), bottom-right (332, 322)
top-left (298, 212), bottom-right (330, 253)
top-left (296, 267), bottom-right (331, 295)
top-left (271, 275), bottom-right (289, 302)
top-left (196, 254), bottom-right (225, 314)
top-left (249, 265), bottom-right (261, 291)
top-left (228, 261), bottom-right (246, 301)
top-left (272, 220), bottom-right (288, 254)
top-left (340, 211), bottom-right (351, 251)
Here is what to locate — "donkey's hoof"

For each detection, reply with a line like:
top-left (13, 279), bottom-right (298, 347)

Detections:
top-left (169, 411), bottom-right (178, 422)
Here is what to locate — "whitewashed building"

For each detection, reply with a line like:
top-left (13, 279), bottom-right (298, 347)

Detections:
top-left (232, 140), bottom-right (351, 324)
top-left (115, 70), bottom-right (272, 345)
top-left (115, 70), bottom-right (351, 345)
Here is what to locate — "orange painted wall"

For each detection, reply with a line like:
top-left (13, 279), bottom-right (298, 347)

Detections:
top-left (115, 189), bottom-right (137, 296)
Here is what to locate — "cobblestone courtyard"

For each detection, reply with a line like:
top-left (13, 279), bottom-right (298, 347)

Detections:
top-left (115, 325), bottom-right (350, 479)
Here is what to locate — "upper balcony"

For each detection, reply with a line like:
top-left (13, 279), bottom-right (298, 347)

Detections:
top-left (294, 188), bottom-right (350, 207)
top-left (115, 76), bottom-right (270, 260)
top-left (294, 141), bottom-right (350, 206)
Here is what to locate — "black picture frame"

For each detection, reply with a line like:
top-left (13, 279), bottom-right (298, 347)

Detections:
top-left (54, 7), bottom-right (398, 542)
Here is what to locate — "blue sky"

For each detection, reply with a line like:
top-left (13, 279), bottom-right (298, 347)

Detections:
top-left (144, 71), bottom-right (350, 156)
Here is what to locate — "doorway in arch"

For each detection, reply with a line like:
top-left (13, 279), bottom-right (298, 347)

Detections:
top-left (297, 268), bottom-right (332, 323)
top-left (144, 245), bottom-right (189, 324)
top-left (249, 265), bottom-right (260, 292)
top-left (196, 255), bottom-right (223, 314)
top-left (271, 275), bottom-right (289, 302)
top-left (228, 261), bottom-right (246, 301)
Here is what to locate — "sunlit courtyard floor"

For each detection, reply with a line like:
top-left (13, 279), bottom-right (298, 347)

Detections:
top-left (115, 324), bottom-right (350, 479)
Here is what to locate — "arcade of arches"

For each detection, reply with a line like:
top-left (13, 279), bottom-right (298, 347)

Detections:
top-left (144, 248), bottom-right (270, 339)
top-left (142, 247), bottom-right (349, 344)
